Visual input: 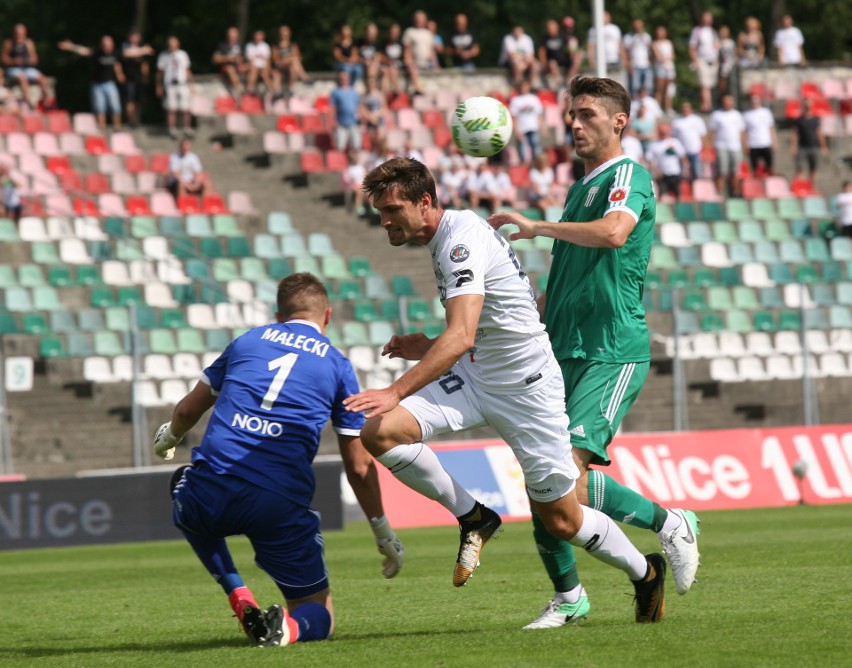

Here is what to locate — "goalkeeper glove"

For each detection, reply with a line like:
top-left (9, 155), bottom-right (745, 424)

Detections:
top-left (370, 515), bottom-right (404, 579)
top-left (153, 421), bottom-right (183, 461)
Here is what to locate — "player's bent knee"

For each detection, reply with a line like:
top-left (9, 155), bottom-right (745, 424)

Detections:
top-left (534, 500), bottom-right (583, 540)
top-left (360, 409), bottom-right (421, 456)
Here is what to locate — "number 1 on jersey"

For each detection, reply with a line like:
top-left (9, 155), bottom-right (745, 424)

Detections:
top-left (261, 352), bottom-right (298, 410)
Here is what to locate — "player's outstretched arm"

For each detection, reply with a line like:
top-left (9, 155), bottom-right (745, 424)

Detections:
top-left (491, 210), bottom-right (637, 249)
top-left (488, 210), bottom-right (540, 239)
top-left (382, 332), bottom-right (434, 360)
top-left (338, 434), bottom-right (404, 578)
top-left (153, 381), bottom-right (217, 460)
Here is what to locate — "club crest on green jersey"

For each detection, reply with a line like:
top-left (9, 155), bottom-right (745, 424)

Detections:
top-left (584, 186), bottom-right (599, 207)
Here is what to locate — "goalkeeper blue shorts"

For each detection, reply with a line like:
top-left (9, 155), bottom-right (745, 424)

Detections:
top-left (173, 462), bottom-right (329, 600)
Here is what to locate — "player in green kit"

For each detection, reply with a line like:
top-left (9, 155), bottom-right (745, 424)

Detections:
top-left (490, 77), bottom-right (700, 629)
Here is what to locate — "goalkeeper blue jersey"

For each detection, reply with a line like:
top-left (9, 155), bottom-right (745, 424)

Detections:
top-left (193, 319), bottom-right (364, 507)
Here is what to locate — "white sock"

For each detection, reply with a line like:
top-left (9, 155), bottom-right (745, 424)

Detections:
top-left (376, 443), bottom-right (477, 518)
top-left (569, 505), bottom-right (648, 581)
top-left (554, 584), bottom-right (585, 605)
top-left (369, 515), bottom-right (394, 542)
top-left (659, 510), bottom-right (682, 537)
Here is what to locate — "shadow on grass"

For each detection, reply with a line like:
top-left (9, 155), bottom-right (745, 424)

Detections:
top-left (0, 636), bottom-right (249, 657)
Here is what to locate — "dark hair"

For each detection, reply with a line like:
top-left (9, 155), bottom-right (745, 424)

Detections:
top-left (276, 272), bottom-right (328, 318)
top-left (569, 76), bottom-right (631, 119)
top-left (362, 156), bottom-right (438, 207)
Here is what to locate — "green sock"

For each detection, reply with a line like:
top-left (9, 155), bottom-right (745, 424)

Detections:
top-left (531, 510), bottom-right (580, 592)
top-left (588, 469), bottom-right (669, 532)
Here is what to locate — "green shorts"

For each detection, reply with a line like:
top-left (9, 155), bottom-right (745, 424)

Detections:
top-left (559, 358), bottom-right (650, 466)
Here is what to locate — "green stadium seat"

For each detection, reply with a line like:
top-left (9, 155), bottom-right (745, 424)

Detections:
top-left (675, 311), bottom-right (700, 334)
top-left (199, 237), bottom-right (223, 258)
top-left (267, 258), bottom-right (293, 279)
top-left (707, 286), bottom-right (732, 310)
top-left (725, 198), bottom-right (750, 222)
top-left (686, 222), bottom-right (712, 244)
top-left (76, 265), bottom-right (101, 286)
top-left (674, 202), bottom-right (696, 222)
top-left (281, 235), bottom-right (307, 257)
top-left (94, 331), bottom-right (125, 356)
top-left (267, 211), bottom-right (293, 235)
top-left (725, 309), bottom-right (752, 332)
top-left (134, 304), bottom-right (159, 329)
top-left (657, 289), bottom-right (673, 311)
top-left (759, 287), bottom-right (784, 308)
top-left (739, 220), bottom-right (764, 243)
top-left (779, 240), bottom-right (805, 264)
top-left (649, 246), bottom-right (677, 270)
top-left (717, 266), bottom-right (741, 286)
top-left (538, 273), bottom-right (548, 293)
top-left (103, 217), bottom-right (126, 238)
top-left (422, 321), bottom-right (446, 339)
top-left (837, 282), bottom-right (852, 305)
top-left (253, 234), bottom-right (281, 259)
top-left (655, 202), bottom-right (674, 223)
top-left (380, 298), bottom-right (401, 320)
top-left (116, 239), bottom-right (145, 262)
top-left (78, 308), bottom-right (105, 331)
top-left (796, 265), bottom-right (819, 284)
top-left (682, 290), bottom-right (707, 311)
top-left (342, 321), bottom-right (369, 347)
top-left (700, 312), bottom-right (725, 332)
top-left (161, 309), bottom-right (187, 329)
top-left (159, 216), bottom-right (184, 237)
top-left (23, 312), bottom-right (48, 334)
top-left (199, 283), bottom-right (228, 303)
top-left (822, 261), bottom-right (843, 283)
top-left (0, 218), bottom-right (20, 242)
top-left (18, 264), bottom-right (46, 287)
top-left (668, 270), bottom-right (689, 289)
top-left (86, 240), bottom-right (112, 261)
top-left (171, 237), bottom-right (196, 259)
top-left (778, 310), bottom-right (802, 331)
top-left (776, 198), bottom-right (803, 219)
top-left (407, 298), bottom-right (432, 321)
top-left (149, 328), bottom-right (178, 354)
top-left (205, 329), bottom-right (231, 351)
top-left (67, 332), bottom-right (94, 356)
top-left (212, 259), bottom-right (239, 282)
top-left (765, 219), bottom-right (791, 242)
top-left (753, 310), bottom-right (776, 331)
top-left (33, 286), bottom-right (62, 311)
top-left (751, 198), bottom-right (776, 220)
top-left (642, 290), bottom-right (656, 312)
top-left (728, 243), bottom-right (754, 265)
top-left (39, 336), bottom-right (66, 358)
top-left (805, 238), bottom-right (830, 263)
top-left (364, 274), bottom-right (389, 299)
top-left (829, 305), bottom-right (852, 329)
top-left (172, 284), bottom-right (197, 305)
top-left (812, 283), bottom-right (835, 306)
top-left (754, 240), bottom-right (779, 264)
top-left (255, 279), bottom-right (277, 303)
top-left (693, 268), bottom-right (717, 288)
top-left (185, 259), bottom-right (209, 281)
top-left (117, 286), bottom-right (143, 306)
top-left (325, 324), bottom-right (342, 348)
top-left (349, 257), bottom-right (372, 277)
top-left (186, 214), bottom-right (213, 237)
top-left (226, 236), bottom-right (251, 258)
top-left (712, 221), bottom-right (738, 243)
top-left (0, 266), bottom-right (15, 288)
top-left (4, 287), bottom-right (32, 311)
top-left (240, 258), bottom-right (268, 281)
top-left (803, 196), bottom-right (829, 219)
top-left (308, 232), bottom-right (335, 256)
top-left (831, 237), bottom-right (852, 262)
top-left (31, 241), bottom-right (60, 264)
top-left (293, 256), bottom-right (320, 274)
top-left (131, 216), bottom-right (157, 238)
top-left (352, 301), bottom-right (380, 322)
top-left (213, 214), bottom-right (241, 237)
top-left (105, 307), bottom-right (130, 331)
top-left (0, 312), bottom-right (19, 334)
top-left (699, 202), bottom-right (724, 221)
top-left (391, 276), bottom-right (417, 297)
top-left (645, 270), bottom-right (663, 289)
top-left (321, 255), bottom-right (350, 280)
top-left (732, 286), bottom-right (759, 310)
top-left (676, 246), bottom-right (701, 266)
top-left (48, 266), bottom-right (73, 287)
top-left (790, 219), bottom-right (812, 239)
top-left (818, 220), bottom-right (838, 240)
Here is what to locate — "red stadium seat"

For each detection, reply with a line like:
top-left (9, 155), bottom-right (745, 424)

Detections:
top-left (240, 95), bottom-right (264, 114)
top-left (840, 100), bottom-right (852, 116)
top-left (299, 114), bottom-right (324, 133)
top-left (85, 135), bottom-right (109, 155)
top-left (277, 114), bottom-right (299, 132)
top-left (800, 82), bottom-right (822, 100)
top-left (84, 173), bottom-right (110, 195)
top-left (314, 96), bottom-right (331, 112)
top-left (74, 198), bottom-right (100, 216)
top-left (388, 92), bottom-right (411, 110)
top-left (432, 125), bottom-right (452, 148)
top-left (21, 197), bottom-right (44, 217)
top-left (811, 98), bottom-right (832, 117)
top-left (742, 177), bottom-right (766, 200)
top-left (177, 194), bottom-right (201, 214)
top-left (215, 96), bottom-right (238, 114)
top-left (0, 115), bottom-right (21, 133)
top-left (149, 153), bottom-right (170, 174)
top-left (46, 111), bottom-right (72, 134)
top-left (126, 195), bottom-right (152, 215)
top-left (749, 82), bottom-right (770, 100)
top-left (202, 193), bottom-right (227, 214)
top-left (790, 178), bottom-right (816, 197)
top-left (125, 154), bottom-right (146, 174)
top-left (486, 91), bottom-right (508, 105)
top-left (536, 89), bottom-right (558, 106)
top-left (325, 150), bottom-right (347, 172)
top-left (59, 170), bottom-right (82, 191)
top-left (508, 165), bottom-right (531, 188)
top-left (678, 180), bottom-right (694, 201)
top-left (784, 99), bottom-right (802, 120)
top-left (421, 109), bottom-right (445, 129)
top-left (300, 151), bottom-right (324, 173)
top-left (22, 115), bottom-right (45, 134)
top-left (46, 156), bottom-right (72, 175)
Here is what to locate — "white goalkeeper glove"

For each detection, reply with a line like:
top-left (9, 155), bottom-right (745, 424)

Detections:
top-left (153, 421), bottom-right (183, 461)
top-left (370, 515), bottom-right (404, 579)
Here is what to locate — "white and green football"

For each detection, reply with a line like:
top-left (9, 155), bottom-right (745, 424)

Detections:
top-left (450, 96), bottom-right (513, 158)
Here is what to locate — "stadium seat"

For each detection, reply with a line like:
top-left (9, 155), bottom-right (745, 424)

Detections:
top-left (177, 195), bottom-right (201, 214)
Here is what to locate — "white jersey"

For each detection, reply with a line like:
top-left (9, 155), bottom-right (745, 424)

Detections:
top-left (427, 209), bottom-right (557, 394)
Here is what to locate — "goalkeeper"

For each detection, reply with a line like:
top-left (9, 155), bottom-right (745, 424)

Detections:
top-left (153, 273), bottom-right (404, 647)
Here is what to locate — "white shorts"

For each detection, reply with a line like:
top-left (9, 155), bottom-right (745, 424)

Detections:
top-left (400, 362), bottom-right (579, 503)
top-left (164, 83), bottom-right (190, 112)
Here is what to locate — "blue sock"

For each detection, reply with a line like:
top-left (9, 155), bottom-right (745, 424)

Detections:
top-left (291, 602), bottom-right (332, 642)
top-left (181, 529), bottom-right (242, 595)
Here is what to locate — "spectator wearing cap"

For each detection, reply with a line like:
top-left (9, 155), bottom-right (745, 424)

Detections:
top-left (743, 95), bottom-right (776, 176)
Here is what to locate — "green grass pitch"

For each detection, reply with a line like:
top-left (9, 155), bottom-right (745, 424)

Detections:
top-left (1, 504), bottom-right (850, 667)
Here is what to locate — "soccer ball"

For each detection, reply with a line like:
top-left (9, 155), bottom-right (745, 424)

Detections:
top-left (450, 96), bottom-right (513, 158)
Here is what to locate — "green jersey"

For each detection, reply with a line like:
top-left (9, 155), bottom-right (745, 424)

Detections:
top-left (544, 155), bottom-right (655, 363)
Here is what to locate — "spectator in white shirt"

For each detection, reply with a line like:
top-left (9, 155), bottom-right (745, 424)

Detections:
top-left (773, 15), bottom-right (805, 66)
top-left (500, 25), bottom-right (539, 87)
top-left (528, 153), bottom-right (559, 211)
top-left (623, 19), bottom-right (653, 98)
top-left (342, 149), bottom-right (367, 216)
top-left (671, 101), bottom-right (707, 181)
top-left (651, 26), bottom-right (675, 113)
top-left (587, 12), bottom-right (625, 85)
top-left (645, 123), bottom-right (687, 201)
top-left (836, 182), bottom-right (852, 238)
top-left (630, 87), bottom-right (663, 125)
top-left (439, 157), bottom-right (468, 209)
top-left (743, 96), bottom-right (777, 176)
top-left (620, 126), bottom-right (645, 166)
top-left (403, 10), bottom-right (437, 74)
top-left (467, 162), bottom-right (512, 211)
top-left (508, 80), bottom-right (543, 164)
top-left (166, 139), bottom-right (208, 198)
top-left (156, 36), bottom-right (193, 139)
top-left (245, 30), bottom-right (275, 96)
top-left (709, 94), bottom-right (746, 196)
top-left (688, 12), bottom-right (720, 113)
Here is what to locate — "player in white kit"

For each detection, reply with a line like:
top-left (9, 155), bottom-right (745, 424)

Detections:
top-left (343, 157), bottom-right (666, 623)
